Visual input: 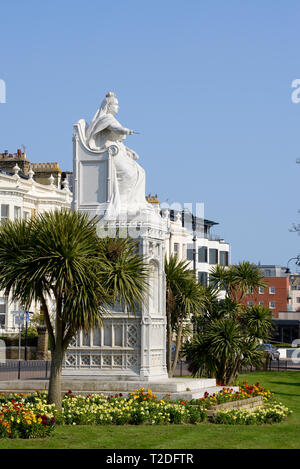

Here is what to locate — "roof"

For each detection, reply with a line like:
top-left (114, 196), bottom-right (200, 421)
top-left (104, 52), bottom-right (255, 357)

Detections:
top-left (0, 168), bottom-right (29, 180)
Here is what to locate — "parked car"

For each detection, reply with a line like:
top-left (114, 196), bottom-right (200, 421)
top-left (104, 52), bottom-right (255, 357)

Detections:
top-left (258, 343), bottom-right (280, 361)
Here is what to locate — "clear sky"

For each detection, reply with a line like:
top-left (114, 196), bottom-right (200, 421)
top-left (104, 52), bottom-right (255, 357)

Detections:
top-left (1, 0), bottom-right (300, 269)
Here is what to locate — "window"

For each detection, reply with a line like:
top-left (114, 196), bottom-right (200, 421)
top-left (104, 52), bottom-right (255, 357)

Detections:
top-left (269, 286), bottom-right (276, 294)
top-left (297, 298), bottom-right (300, 304)
top-left (248, 301), bottom-right (254, 306)
top-left (173, 243), bottom-right (179, 255)
top-left (259, 287), bottom-right (264, 294)
top-left (265, 269), bottom-right (271, 277)
top-left (209, 249), bottom-right (218, 265)
top-left (198, 246), bottom-right (208, 263)
top-left (93, 328), bottom-right (101, 346)
top-left (259, 301), bottom-right (264, 306)
top-left (198, 271), bottom-right (208, 287)
top-left (14, 206), bottom-right (21, 220)
top-left (23, 211), bottom-right (30, 220)
top-left (269, 301), bottom-right (276, 309)
top-left (82, 331), bottom-right (90, 346)
top-left (0, 298), bottom-right (6, 328)
top-left (187, 244), bottom-right (194, 261)
top-left (219, 251), bottom-right (229, 266)
top-left (1, 204), bottom-right (9, 224)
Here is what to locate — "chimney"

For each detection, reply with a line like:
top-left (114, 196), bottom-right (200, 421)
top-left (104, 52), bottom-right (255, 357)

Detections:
top-left (17, 148), bottom-right (21, 158)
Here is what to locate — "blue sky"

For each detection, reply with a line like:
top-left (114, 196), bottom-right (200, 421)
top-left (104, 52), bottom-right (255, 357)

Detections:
top-left (1, 0), bottom-right (300, 268)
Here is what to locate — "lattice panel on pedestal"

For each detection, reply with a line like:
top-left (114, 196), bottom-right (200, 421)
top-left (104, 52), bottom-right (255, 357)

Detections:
top-left (80, 355), bottom-right (91, 367)
top-left (91, 355), bottom-right (101, 366)
top-left (113, 355), bottom-right (122, 367)
top-left (65, 353), bottom-right (77, 367)
top-left (127, 324), bottom-right (138, 348)
top-left (102, 355), bottom-right (112, 367)
top-left (127, 354), bottom-right (138, 370)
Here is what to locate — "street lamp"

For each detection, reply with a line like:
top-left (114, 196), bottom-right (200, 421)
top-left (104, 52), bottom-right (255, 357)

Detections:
top-left (285, 255), bottom-right (300, 274)
top-left (24, 312), bottom-right (34, 361)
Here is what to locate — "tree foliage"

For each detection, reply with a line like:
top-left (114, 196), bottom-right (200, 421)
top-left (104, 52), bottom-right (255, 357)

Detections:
top-left (183, 262), bottom-right (273, 385)
top-left (0, 210), bottom-right (149, 407)
top-left (165, 255), bottom-right (208, 377)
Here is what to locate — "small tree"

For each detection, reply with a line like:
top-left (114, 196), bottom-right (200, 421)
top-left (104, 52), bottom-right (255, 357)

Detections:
top-left (165, 255), bottom-right (207, 377)
top-left (183, 262), bottom-right (273, 385)
top-left (209, 261), bottom-right (266, 302)
top-left (0, 210), bottom-right (149, 408)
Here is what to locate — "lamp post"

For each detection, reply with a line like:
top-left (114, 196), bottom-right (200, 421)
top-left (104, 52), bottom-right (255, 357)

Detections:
top-left (285, 256), bottom-right (300, 312)
top-left (24, 312), bottom-right (34, 361)
top-left (24, 312), bottom-right (29, 361)
top-left (285, 255), bottom-right (300, 274)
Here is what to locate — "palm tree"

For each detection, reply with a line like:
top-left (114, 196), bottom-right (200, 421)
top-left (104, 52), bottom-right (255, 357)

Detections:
top-left (165, 255), bottom-right (207, 377)
top-left (242, 304), bottom-right (274, 341)
top-left (184, 307), bottom-right (267, 385)
top-left (98, 236), bottom-right (149, 314)
top-left (183, 263), bottom-right (273, 385)
top-left (209, 261), bottom-right (266, 302)
top-left (184, 317), bottom-right (245, 384)
top-left (0, 210), bottom-right (149, 408)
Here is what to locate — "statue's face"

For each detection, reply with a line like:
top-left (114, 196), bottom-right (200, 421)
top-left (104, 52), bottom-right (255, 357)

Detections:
top-left (109, 99), bottom-right (119, 115)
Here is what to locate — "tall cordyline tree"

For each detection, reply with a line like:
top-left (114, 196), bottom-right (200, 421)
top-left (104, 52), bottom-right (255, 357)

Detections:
top-left (165, 255), bottom-right (207, 378)
top-left (183, 262), bottom-right (273, 385)
top-left (209, 262), bottom-right (267, 303)
top-left (0, 210), bottom-right (149, 408)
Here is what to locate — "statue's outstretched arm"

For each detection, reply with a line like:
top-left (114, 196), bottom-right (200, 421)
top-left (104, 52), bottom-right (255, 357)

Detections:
top-left (108, 121), bottom-right (134, 135)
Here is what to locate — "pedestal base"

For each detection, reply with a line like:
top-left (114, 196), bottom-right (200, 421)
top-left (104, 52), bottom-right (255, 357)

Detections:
top-left (0, 378), bottom-right (239, 400)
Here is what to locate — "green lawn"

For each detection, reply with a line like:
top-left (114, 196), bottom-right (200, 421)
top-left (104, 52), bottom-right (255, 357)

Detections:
top-left (0, 371), bottom-right (299, 449)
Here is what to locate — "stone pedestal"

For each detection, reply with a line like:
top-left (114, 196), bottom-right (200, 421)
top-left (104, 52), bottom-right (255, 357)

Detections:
top-left (63, 117), bottom-right (169, 381)
top-left (63, 217), bottom-right (169, 381)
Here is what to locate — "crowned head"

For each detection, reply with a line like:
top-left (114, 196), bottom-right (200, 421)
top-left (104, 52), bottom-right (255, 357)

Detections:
top-left (100, 91), bottom-right (119, 115)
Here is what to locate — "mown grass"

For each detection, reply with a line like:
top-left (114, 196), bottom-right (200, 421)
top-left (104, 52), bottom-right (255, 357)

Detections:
top-left (0, 371), bottom-right (299, 449)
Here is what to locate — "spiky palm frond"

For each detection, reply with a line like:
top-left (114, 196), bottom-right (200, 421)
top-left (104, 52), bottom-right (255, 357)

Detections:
top-left (97, 237), bottom-right (150, 314)
top-left (243, 304), bottom-right (274, 341)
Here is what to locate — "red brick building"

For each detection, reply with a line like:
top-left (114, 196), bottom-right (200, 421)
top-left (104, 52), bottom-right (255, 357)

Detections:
top-left (241, 266), bottom-right (289, 318)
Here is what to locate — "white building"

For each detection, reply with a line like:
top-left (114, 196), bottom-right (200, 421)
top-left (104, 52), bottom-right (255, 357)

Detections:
top-left (0, 165), bottom-right (72, 332)
top-left (158, 205), bottom-right (230, 290)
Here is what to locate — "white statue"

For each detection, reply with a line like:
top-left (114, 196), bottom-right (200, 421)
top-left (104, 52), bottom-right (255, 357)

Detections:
top-left (85, 92), bottom-right (151, 217)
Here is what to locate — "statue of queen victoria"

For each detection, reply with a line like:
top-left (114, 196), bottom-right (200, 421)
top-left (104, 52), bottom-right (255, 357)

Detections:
top-left (79, 91), bottom-right (153, 218)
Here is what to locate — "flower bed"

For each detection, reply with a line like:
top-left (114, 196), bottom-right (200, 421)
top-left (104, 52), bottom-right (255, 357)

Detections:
top-left (0, 381), bottom-right (292, 438)
top-left (0, 398), bottom-right (55, 438)
top-left (213, 403), bottom-right (291, 425)
top-left (185, 381), bottom-right (272, 409)
top-left (61, 388), bottom-right (206, 426)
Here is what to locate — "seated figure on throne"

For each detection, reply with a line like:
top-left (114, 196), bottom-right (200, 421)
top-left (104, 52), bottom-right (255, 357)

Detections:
top-left (85, 92), bottom-right (151, 217)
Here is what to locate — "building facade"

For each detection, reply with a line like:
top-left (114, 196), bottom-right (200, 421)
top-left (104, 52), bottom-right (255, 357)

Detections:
top-left (238, 264), bottom-right (300, 343)
top-left (161, 206), bottom-right (230, 291)
top-left (240, 265), bottom-right (289, 318)
top-left (0, 158), bottom-right (72, 332)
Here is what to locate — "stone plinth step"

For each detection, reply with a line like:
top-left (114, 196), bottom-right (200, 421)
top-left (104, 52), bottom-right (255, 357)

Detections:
top-left (0, 379), bottom-right (239, 401)
top-left (0, 378), bottom-right (216, 393)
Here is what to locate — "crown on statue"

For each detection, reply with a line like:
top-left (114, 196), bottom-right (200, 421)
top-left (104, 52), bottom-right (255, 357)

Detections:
top-left (106, 91), bottom-right (116, 98)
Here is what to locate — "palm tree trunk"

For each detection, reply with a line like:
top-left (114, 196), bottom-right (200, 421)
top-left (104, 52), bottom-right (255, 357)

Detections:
top-left (170, 323), bottom-right (183, 378)
top-left (47, 346), bottom-right (63, 409)
top-left (167, 310), bottom-right (173, 377)
top-left (47, 314), bottom-right (63, 409)
top-left (227, 358), bottom-right (240, 385)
